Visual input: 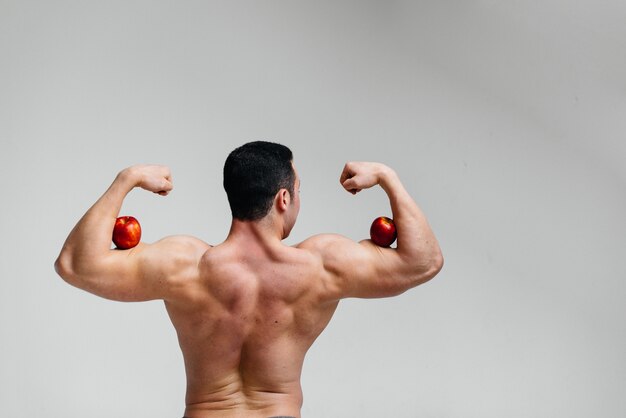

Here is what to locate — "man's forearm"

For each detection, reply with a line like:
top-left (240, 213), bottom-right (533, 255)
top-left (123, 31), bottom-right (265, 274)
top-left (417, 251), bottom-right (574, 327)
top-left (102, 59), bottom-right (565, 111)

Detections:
top-left (378, 167), bottom-right (442, 269)
top-left (55, 169), bottom-right (138, 278)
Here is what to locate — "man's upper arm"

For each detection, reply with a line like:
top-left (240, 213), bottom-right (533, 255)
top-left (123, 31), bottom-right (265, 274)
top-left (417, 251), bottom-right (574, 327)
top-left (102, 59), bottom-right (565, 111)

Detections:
top-left (61, 236), bottom-right (210, 302)
top-left (299, 234), bottom-right (436, 300)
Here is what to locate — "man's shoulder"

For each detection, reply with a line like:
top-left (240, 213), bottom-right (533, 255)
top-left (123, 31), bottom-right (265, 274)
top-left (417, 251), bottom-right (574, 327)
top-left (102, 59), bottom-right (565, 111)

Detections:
top-left (152, 235), bottom-right (211, 255)
top-left (142, 235), bottom-right (211, 276)
top-left (295, 233), bottom-right (349, 252)
top-left (294, 234), bottom-right (363, 268)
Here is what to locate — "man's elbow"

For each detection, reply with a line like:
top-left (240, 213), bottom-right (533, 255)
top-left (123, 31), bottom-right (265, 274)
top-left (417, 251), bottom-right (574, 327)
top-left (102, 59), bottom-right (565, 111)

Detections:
top-left (408, 251), bottom-right (444, 287)
top-left (431, 251), bottom-right (444, 277)
top-left (54, 253), bottom-right (76, 283)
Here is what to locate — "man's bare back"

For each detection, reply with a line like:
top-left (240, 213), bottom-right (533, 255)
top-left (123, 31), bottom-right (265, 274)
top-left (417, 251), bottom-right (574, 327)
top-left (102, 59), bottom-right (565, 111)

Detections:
top-left (55, 142), bottom-right (443, 417)
top-left (165, 237), bottom-right (338, 417)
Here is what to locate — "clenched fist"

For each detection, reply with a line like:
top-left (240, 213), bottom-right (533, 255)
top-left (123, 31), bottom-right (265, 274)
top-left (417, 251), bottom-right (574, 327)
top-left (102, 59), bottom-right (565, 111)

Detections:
top-left (120, 164), bottom-right (173, 196)
top-left (339, 162), bottom-right (394, 195)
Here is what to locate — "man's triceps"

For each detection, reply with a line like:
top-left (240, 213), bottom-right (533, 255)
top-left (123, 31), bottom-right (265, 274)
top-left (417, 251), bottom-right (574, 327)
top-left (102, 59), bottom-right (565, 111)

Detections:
top-left (315, 235), bottom-right (405, 299)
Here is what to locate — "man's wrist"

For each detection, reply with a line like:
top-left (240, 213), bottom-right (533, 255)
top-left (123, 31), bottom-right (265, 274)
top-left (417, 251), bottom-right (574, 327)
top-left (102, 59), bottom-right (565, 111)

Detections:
top-left (378, 165), bottom-right (398, 191)
top-left (116, 166), bottom-right (141, 190)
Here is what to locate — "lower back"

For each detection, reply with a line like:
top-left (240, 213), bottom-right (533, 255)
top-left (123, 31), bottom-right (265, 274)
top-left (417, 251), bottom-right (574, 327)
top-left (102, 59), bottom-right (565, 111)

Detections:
top-left (183, 376), bottom-right (303, 418)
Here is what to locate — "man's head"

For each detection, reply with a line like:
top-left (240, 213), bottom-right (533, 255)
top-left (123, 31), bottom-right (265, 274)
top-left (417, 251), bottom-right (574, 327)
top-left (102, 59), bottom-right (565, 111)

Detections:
top-left (224, 141), bottom-right (299, 233)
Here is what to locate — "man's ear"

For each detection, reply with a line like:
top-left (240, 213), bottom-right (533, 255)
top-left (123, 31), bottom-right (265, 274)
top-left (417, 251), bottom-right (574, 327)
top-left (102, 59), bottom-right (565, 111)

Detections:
top-left (276, 189), bottom-right (291, 213)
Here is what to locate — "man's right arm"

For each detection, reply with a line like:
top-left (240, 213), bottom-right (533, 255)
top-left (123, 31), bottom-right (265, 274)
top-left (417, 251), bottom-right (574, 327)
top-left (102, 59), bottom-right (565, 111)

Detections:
top-left (299, 162), bottom-right (443, 299)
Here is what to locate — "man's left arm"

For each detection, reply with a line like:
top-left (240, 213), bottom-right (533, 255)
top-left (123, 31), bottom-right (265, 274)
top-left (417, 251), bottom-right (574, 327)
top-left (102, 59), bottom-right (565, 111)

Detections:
top-left (54, 164), bottom-right (209, 302)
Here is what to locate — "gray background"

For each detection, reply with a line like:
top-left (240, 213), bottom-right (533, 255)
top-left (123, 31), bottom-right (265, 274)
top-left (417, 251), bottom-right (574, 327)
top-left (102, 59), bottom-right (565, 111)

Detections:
top-left (1, 1), bottom-right (625, 417)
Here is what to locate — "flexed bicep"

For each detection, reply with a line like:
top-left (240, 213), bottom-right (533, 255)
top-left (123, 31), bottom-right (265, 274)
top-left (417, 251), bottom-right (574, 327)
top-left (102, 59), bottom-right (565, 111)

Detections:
top-left (67, 236), bottom-right (209, 302)
top-left (299, 234), bottom-right (413, 300)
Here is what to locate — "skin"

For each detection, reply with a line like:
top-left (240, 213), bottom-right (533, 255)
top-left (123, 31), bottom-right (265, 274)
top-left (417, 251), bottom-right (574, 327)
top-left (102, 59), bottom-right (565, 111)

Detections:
top-left (55, 161), bottom-right (443, 418)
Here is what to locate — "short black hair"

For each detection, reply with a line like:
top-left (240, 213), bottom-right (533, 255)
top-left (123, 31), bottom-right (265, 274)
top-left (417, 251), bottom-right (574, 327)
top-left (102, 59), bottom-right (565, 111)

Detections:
top-left (223, 141), bottom-right (295, 221)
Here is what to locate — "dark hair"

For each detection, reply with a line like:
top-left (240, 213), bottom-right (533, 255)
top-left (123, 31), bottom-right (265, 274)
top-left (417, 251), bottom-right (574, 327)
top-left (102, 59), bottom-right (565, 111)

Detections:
top-left (223, 141), bottom-right (295, 220)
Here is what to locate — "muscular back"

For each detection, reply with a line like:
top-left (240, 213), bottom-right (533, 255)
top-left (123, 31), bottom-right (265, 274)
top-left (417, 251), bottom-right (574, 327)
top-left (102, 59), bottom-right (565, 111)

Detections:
top-left (164, 241), bottom-right (338, 418)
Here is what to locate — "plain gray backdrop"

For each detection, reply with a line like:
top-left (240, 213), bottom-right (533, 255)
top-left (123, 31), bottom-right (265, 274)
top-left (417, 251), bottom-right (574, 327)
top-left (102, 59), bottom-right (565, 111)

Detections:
top-left (1, 1), bottom-right (625, 417)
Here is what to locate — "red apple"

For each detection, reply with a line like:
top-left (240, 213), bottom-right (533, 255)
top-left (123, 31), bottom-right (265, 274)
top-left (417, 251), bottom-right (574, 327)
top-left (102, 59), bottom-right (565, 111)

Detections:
top-left (112, 216), bottom-right (141, 249)
top-left (370, 216), bottom-right (397, 247)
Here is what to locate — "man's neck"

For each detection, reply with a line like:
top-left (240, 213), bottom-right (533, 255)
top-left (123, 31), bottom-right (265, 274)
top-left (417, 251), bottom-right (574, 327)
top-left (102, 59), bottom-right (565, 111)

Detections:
top-left (226, 217), bottom-right (285, 250)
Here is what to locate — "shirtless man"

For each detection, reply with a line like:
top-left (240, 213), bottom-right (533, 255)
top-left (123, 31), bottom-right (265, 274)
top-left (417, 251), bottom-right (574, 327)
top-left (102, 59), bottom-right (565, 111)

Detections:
top-left (54, 141), bottom-right (443, 418)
